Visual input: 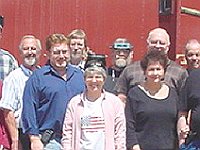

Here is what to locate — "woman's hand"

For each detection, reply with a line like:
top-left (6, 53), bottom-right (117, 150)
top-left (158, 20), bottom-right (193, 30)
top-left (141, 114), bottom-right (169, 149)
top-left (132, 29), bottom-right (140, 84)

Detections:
top-left (132, 144), bottom-right (141, 150)
top-left (178, 124), bottom-right (190, 146)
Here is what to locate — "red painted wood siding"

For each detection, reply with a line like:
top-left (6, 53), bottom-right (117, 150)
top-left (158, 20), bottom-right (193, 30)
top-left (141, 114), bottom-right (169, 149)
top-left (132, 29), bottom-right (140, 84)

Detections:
top-left (0, 0), bottom-right (158, 66)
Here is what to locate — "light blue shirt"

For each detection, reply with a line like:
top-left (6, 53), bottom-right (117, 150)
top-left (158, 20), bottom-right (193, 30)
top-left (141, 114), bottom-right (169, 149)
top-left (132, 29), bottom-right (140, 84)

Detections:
top-left (0, 65), bottom-right (32, 128)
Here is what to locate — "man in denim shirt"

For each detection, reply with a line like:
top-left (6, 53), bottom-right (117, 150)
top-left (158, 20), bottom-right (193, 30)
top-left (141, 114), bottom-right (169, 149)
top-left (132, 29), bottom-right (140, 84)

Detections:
top-left (22, 34), bottom-right (85, 150)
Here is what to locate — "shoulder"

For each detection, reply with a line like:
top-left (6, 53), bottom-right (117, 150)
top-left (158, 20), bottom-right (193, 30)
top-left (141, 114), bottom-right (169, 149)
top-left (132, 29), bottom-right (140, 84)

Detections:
top-left (104, 92), bottom-right (122, 104)
top-left (68, 93), bottom-right (83, 108)
top-left (68, 64), bottom-right (83, 74)
top-left (124, 61), bottom-right (141, 70)
top-left (32, 65), bottom-right (50, 74)
top-left (168, 60), bottom-right (186, 72)
top-left (120, 60), bottom-right (142, 77)
top-left (128, 85), bottom-right (142, 98)
top-left (3, 67), bottom-right (24, 82)
top-left (188, 68), bottom-right (200, 80)
top-left (0, 49), bottom-right (17, 60)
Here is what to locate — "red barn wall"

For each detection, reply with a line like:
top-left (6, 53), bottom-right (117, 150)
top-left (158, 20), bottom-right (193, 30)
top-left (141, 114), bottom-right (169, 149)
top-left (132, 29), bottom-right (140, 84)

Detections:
top-left (0, 0), bottom-right (158, 66)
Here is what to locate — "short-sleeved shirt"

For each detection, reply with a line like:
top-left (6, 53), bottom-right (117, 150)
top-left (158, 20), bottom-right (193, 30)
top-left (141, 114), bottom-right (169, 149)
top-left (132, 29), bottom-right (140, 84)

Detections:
top-left (114, 60), bottom-right (188, 96)
top-left (0, 65), bottom-right (32, 128)
top-left (22, 64), bottom-right (85, 139)
top-left (0, 49), bottom-right (18, 80)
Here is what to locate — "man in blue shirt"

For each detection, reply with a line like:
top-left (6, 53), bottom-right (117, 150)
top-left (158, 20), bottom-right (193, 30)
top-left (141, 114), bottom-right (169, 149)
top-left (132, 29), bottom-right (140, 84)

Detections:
top-left (22, 34), bottom-right (85, 150)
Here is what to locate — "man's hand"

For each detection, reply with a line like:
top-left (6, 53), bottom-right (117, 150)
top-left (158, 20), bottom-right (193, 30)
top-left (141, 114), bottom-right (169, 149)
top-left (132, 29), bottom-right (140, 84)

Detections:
top-left (29, 135), bottom-right (44, 150)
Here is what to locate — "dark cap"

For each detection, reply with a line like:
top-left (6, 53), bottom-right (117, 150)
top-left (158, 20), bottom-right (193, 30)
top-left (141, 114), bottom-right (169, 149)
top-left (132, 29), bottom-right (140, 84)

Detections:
top-left (84, 54), bottom-right (106, 70)
top-left (110, 38), bottom-right (133, 51)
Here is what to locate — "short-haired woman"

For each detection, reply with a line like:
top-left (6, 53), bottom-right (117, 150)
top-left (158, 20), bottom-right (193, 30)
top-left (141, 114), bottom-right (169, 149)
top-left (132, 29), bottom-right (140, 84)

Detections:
top-left (126, 49), bottom-right (179, 150)
top-left (61, 60), bottom-right (126, 150)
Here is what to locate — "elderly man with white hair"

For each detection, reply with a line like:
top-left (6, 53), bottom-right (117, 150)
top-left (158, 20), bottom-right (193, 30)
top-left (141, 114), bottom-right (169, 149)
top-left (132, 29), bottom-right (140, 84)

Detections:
top-left (114, 27), bottom-right (188, 103)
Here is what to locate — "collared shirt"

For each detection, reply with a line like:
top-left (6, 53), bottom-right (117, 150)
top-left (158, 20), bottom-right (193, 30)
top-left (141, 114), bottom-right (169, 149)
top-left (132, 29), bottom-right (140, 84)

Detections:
top-left (114, 60), bottom-right (188, 96)
top-left (0, 65), bottom-right (32, 128)
top-left (22, 64), bottom-right (85, 138)
top-left (0, 49), bottom-right (18, 80)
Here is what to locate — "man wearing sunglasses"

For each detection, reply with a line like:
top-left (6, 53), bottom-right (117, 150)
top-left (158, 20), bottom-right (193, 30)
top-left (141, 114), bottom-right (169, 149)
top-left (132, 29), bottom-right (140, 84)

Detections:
top-left (104, 38), bottom-right (133, 93)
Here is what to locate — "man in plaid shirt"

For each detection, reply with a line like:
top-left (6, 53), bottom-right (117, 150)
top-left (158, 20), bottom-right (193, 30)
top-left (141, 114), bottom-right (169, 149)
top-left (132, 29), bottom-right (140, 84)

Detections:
top-left (0, 16), bottom-right (18, 80)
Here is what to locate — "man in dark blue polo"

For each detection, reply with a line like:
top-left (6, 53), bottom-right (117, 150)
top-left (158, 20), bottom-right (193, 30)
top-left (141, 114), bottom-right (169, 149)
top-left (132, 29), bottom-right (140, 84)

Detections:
top-left (22, 34), bottom-right (85, 150)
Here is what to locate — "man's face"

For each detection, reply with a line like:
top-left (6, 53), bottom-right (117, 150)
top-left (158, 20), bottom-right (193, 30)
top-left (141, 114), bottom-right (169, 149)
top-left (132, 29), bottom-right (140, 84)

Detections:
top-left (112, 49), bottom-right (132, 68)
top-left (48, 43), bottom-right (70, 72)
top-left (147, 32), bottom-right (169, 54)
top-left (20, 38), bottom-right (41, 67)
top-left (186, 47), bottom-right (200, 69)
top-left (70, 38), bottom-right (85, 65)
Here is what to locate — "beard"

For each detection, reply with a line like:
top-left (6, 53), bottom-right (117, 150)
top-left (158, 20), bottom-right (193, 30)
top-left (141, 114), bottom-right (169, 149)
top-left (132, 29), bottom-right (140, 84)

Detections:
top-left (115, 58), bottom-right (127, 68)
top-left (24, 57), bottom-right (37, 66)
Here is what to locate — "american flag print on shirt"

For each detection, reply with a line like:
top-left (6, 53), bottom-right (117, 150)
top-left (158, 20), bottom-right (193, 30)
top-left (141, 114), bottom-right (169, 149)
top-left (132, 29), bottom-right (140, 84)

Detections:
top-left (81, 115), bottom-right (105, 133)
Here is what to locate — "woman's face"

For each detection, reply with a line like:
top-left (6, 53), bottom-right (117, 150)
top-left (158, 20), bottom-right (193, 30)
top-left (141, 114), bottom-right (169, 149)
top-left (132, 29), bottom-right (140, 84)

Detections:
top-left (85, 72), bottom-right (105, 92)
top-left (145, 61), bottom-right (164, 83)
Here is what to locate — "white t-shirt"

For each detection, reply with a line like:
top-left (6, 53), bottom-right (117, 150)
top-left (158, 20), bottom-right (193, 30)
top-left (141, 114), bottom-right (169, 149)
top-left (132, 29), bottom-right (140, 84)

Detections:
top-left (80, 94), bottom-right (105, 150)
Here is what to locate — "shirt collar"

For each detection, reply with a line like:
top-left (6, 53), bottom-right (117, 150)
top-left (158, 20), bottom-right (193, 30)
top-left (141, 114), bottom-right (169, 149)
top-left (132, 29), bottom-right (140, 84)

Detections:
top-left (44, 64), bottom-right (79, 80)
top-left (20, 64), bottom-right (33, 77)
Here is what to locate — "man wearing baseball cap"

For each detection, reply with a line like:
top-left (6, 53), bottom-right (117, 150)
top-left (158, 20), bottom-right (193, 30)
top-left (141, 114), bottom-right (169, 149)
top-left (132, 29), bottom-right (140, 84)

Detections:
top-left (104, 38), bottom-right (134, 93)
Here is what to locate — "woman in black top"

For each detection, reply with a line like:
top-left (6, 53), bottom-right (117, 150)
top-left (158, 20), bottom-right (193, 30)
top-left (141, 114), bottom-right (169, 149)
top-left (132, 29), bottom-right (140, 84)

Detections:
top-left (125, 49), bottom-right (179, 150)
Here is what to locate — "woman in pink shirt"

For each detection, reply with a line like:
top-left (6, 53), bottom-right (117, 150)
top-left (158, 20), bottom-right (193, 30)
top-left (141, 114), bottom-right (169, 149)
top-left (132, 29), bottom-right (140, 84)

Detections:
top-left (61, 54), bottom-right (126, 150)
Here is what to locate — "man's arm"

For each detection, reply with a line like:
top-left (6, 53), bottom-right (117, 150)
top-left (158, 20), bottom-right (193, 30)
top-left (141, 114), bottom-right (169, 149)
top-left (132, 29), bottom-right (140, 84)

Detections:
top-left (117, 93), bottom-right (127, 105)
top-left (3, 109), bottom-right (19, 150)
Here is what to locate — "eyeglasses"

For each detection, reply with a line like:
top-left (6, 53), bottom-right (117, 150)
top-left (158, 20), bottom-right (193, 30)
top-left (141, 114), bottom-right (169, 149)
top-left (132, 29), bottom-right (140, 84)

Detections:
top-left (51, 49), bottom-right (69, 55)
top-left (149, 40), bottom-right (167, 46)
top-left (114, 49), bottom-right (130, 55)
top-left (22, 47), bottom-right (37, 51)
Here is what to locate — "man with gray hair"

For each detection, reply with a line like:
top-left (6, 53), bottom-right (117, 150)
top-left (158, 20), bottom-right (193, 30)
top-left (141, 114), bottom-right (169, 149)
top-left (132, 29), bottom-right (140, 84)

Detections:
top-left (184, 39), bottom-right (200, 72)
top-left (115, 28), bottom-right (188, 103)
top-left (104, 38), bottom-right (133, 93)
top-left (0, 35), bottom-right (42, 150)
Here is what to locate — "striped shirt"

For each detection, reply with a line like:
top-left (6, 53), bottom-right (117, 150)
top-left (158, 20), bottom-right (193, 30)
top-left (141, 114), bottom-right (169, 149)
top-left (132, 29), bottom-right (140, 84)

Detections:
top-left (80, 95), bottom-right (105, 150)
top-left (0, 65), bottom-right (32, 128)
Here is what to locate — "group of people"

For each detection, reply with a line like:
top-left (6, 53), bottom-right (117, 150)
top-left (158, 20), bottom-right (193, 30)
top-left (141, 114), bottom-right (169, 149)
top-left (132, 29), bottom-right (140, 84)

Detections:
top-left (0, 20), bottom-right (200, 150)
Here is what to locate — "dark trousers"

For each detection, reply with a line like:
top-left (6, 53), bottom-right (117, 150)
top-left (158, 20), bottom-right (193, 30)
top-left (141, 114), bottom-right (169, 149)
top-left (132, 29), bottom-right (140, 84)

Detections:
top-left (18, 129), bottom-right (30, 150)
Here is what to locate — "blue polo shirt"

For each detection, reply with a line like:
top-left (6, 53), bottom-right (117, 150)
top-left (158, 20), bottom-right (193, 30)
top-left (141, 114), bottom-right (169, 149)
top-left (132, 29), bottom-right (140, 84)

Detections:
top-left (22, 64), bottom-right (85, 138)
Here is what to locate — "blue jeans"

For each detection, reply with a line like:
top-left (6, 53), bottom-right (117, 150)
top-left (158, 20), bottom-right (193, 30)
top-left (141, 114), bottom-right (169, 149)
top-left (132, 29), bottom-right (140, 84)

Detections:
top-left (44, 139), bottom-right (62, 150)
top-left (180, 140), bottom-right (200, 150)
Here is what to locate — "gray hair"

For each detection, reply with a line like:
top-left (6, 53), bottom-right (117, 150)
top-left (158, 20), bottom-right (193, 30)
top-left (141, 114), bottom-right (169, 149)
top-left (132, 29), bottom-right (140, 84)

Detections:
top-left (84, 66), bottom-right (107, 79)
top-left (146, 28), bottom-right (170, 46)
top-left (19, 35), bottom-right (42, 51)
